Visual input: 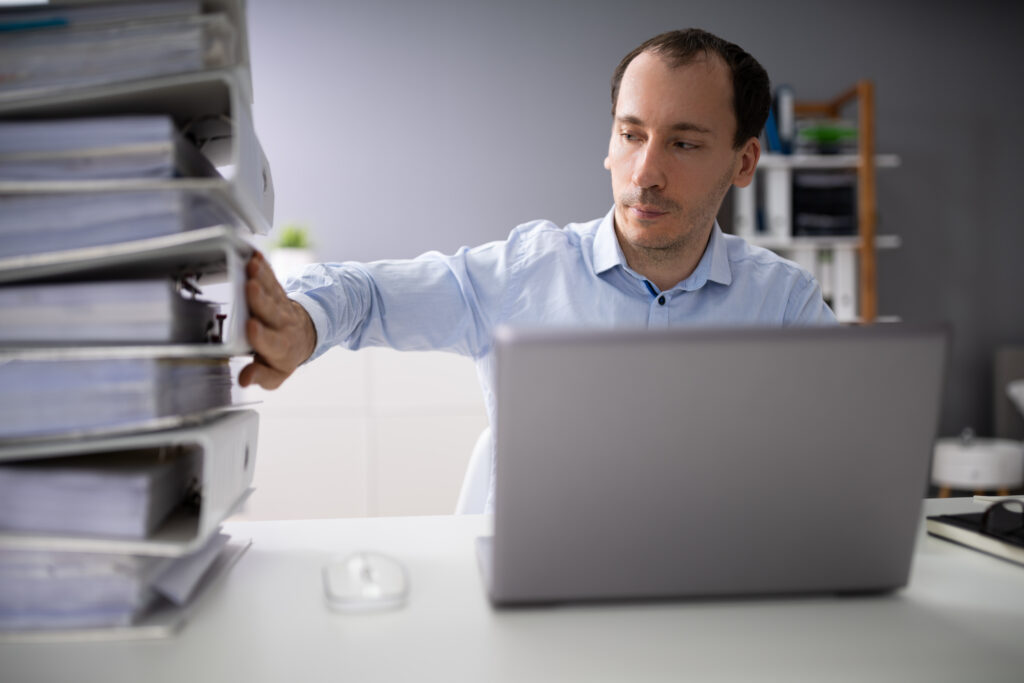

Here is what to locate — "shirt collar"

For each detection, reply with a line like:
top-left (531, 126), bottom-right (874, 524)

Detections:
top-left (592, 207), bottom-right (623, 275)
top-left (695, 220), bottom-right (733, 288)
top-left (591, 206), bottom-right (733, 289)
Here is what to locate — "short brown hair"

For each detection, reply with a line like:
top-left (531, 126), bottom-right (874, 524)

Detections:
top-left (610, 29), bottom-right (771, 149)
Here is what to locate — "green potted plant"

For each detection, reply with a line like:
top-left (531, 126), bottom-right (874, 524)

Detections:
top-left (269, 222), bottom-right (314, 282)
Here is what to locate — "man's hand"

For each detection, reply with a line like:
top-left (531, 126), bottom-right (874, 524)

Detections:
top-left (238, 251), bottom-right (317, 390)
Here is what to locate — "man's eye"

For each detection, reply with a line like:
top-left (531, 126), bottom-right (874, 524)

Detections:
top-left (620, 133), bottom-right (640, 142)
top-left (674, 141), bottom-right (697, 150)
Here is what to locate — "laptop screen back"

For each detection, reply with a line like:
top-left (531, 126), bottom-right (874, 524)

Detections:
top-left (487, 324), bottom-right (948, 604)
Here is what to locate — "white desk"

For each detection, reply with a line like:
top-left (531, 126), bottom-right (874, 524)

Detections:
top-left (3, 498), bottom-right (1024, 682)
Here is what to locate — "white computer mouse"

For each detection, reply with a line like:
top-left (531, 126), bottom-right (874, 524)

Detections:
top-left (322, 551), bottom-right (408, 613)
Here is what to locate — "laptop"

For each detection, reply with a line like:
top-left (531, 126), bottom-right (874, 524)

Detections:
top-left (477, 324), bottom-right (949, 605)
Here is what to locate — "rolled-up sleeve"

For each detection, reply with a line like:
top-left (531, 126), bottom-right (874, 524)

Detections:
top-left (286, 236), bottom-right (520, 362)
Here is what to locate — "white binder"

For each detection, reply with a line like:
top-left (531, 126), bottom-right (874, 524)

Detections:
top-left (0, 225), bottom-right (253, 357)
top-left (0, 0), bottom-right (265, 643)
top-left (0, 67), bottom-right (273, 234)
top-left (0, 409), bottom-right (259, 558)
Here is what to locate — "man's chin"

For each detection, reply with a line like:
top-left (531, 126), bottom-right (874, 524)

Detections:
top-left (622, 231), bottom-right (683, 253)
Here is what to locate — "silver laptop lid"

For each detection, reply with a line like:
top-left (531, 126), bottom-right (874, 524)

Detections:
top-left (487, 324), bottom-right (948, 604)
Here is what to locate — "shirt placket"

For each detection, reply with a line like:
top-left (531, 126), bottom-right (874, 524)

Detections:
top-left (643, 281), bottom-right (671, 328)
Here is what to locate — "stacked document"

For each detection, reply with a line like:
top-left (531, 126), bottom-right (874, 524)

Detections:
top-left (0, 357), bottom-right (233, 440)
top-left (0, 113), bottom-right (239, 261)
top-left (0, 447), bottom-right (201, 538)
top-left (0, 410), bottom-right (258, 636)
top-left (0, 1), bottom-right (238, 99)
top-left (0, 189), bottom-right (239, 260)
top-left (0, 0), bottom-right (263, 640)
top-left (0, 532), bottom-right (229, 631)
top-left (0, 279), bottom-right (220, 345)
top-left (0, 116), bottom-right (218, 181)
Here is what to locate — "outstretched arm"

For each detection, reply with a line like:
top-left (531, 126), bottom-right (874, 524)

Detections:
top-left (238, 251), bottom-right (317, 390)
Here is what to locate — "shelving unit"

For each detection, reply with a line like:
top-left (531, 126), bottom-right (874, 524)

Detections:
top-left (732, 81), bottom-right (898, 323)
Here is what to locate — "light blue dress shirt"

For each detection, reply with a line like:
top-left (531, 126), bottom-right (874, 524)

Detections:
top-left (287, 207), bottom-right (836, 510)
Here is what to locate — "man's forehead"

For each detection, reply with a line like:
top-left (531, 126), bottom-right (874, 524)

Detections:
top-left (621, 49), bottom-right (731, 91)
top-left (645, 48), bottom-right (724, 73)
top-left (616, 50), bottom-right (734, 132)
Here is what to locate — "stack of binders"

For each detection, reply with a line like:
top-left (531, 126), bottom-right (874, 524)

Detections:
top-left (0, 0), bottom-right (272, 640)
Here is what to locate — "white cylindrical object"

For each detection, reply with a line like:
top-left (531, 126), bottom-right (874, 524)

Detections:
top-left (931, 437), bottom-right (1024, 489)
top-left (732, 181), bottom-right (757, 238)
top-left (764, 167), bottom-right (791, 240)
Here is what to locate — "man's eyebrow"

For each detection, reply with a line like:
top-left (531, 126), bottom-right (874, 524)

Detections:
top-left (615, 115), bottom-right (713, 135)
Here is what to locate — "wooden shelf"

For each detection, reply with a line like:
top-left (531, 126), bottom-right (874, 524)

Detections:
top-left (732, 81), bottom-right (890, 322)
top-left (796, 80), bottom-right (881, 322)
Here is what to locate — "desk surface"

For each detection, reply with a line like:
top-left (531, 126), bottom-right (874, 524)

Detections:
top-left (3, 499), bottom-right (1024, 682)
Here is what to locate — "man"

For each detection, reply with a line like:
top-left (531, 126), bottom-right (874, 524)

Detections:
top-left (240, 29), bottom-right (836, 506)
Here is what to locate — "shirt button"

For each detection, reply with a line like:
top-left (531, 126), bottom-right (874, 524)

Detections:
top-left (657, 295), bottom-right (666, 306)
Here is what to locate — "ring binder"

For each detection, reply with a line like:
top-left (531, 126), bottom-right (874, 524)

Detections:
top-left (0, 410), bottom-right (259, 558)
top-left (0, 0), bottom-right (269, 639)
top-left (0, 69), bottom-right (275, 234)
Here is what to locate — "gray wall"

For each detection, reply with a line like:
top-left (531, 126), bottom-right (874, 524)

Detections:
top-left (247, 0), bottom-right (1024, 437)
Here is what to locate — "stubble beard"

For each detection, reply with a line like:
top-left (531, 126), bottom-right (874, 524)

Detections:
top-left (615, 166), bottom-right (735, 268)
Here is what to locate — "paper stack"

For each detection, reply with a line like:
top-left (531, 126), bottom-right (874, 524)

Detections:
top-left (0, 0), bottom-right (240, 99)
top-left (0, 0), bottom-right (269, 640)
top-left (0, 535), bottom-right (230, 631)
top-left (0, 115), bottom-right (218, 181)
top-left (0, 410), bottom-right (258, 636)
top-left (0, 357), bottom-right (234, 440)
top-left (0, 279), bottom-right (220, 344)
top-left (0, 447), bottom-right (201, 538)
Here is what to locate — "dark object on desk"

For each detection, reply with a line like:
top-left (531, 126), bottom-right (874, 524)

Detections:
top-left (927, 499), bottom-right (1024, 568)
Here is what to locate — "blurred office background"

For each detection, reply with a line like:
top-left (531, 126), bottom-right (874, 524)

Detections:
top-left (235, 0), bottom-right (1024, 519)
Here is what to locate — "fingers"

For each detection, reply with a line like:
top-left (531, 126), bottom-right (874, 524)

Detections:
top-left (241, 252), bottom-right (317, 391)
top-left (245, 253), bottom-right (293, 330)
top-left (246, 315), bottom-right (299, 369)
top-left (238, 357), bottom-right (290, 391)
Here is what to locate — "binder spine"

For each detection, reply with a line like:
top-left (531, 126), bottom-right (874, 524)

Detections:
top-left (195, 410), bottom-right (258, 541)
top-left (0, 410), bottom-right (260, 557)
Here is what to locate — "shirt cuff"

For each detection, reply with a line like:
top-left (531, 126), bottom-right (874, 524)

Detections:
top-left (287, 291), bottom-right (331, 363)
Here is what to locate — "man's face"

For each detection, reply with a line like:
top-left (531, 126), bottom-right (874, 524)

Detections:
top-left (605, 51), bottom-right (758, 267)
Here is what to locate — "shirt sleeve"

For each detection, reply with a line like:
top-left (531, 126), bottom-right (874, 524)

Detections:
top-left (285, 237), bottom-right (519, 362)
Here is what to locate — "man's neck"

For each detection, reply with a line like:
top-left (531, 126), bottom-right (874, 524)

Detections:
top-left (615, 224), bottom-right (713, 292)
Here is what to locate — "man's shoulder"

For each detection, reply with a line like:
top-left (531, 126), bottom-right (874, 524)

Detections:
top-left (720, 231), bottom-right (814, 283)
top-left (508, 216), bottom-right (602, 240)
top-left (505, 216), bottom-right (602, 253)
top-left (716, 231), bottom-right (837, 325)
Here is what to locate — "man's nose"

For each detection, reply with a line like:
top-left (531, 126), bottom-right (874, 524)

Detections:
top-left (631, 144), bottom-right (667, 190)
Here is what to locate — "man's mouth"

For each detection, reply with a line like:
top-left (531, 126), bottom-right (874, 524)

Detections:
top-left (630, 205), bottom-right (668, 220)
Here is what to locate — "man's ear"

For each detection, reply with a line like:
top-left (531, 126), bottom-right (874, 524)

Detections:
top-left (732, 137), bottom-right (761, 188)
